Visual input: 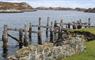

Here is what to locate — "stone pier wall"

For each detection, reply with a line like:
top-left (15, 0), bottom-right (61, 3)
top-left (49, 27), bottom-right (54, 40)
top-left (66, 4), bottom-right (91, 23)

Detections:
top-left (8, 35), bottom-right (86, 60)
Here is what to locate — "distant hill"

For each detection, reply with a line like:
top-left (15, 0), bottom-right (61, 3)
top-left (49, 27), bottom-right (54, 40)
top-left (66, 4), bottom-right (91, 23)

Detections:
top-left (35, 7), bottom-right (74, 10)
top-left (84, 8), bottom-right (95, 13)
top-left (35, 7), bottom-right (86, 11)
top-left (0, 2), bottom-right (32, 12)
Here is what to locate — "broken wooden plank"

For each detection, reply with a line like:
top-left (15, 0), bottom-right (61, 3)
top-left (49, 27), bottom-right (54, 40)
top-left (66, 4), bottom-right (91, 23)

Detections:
top-left (7, 28), bottom-right (41, 33)
top-left (32, 25), bottom-right (51, 28)
top-left (8, 33), bottom-right (19, 43)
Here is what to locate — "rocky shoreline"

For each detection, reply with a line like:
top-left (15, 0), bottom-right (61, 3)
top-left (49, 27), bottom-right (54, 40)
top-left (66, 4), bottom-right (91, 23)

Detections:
top-left (0, 10), bottom-right (23, 13)
top-left (8, 35), bottom-right (86, 60)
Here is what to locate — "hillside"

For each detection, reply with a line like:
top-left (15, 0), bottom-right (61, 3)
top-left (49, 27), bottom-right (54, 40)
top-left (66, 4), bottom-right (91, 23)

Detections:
top-left (84, 8), bottom-right (95, 13)
top-left (0, 2), bottom-right (32, 12)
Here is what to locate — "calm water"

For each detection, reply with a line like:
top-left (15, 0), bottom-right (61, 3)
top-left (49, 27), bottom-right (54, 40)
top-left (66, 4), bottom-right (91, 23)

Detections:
top-left (0, 10), bottom-right (95, 59)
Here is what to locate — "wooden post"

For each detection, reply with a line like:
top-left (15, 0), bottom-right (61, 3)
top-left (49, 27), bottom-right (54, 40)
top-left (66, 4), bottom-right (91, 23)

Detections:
top-left (50, 22), bottom-right (53, 43)
top-left (54, 20), bottom-right (57, 27)
top-left (46, 17), bottom-right (49, 40)
top-left (66, 24), bottom-right (68, 28)
top-left (2, 25), bottom-right (8, 57)
top-left (77, 19), bottom-right (82, 29)
top-left (72, 22), bottom-right (76, 29)
top-left (38, 17), bottom-right (42, 45)
top-left (23, 24), bottom-right (28, 46)
top-left (79, 19), bottom-right (82, 24)
top-left (88, 18), bottom-right (91, 28)
top-left (58, 20), bottom-right (63, 39)
top-left (79, 19), bottom-right (82, 29)
top-left (60, 19), bottom-right (63, 31)
top-left (19, 29), bottom-right (23, 48)
top-left (53, 20), bottom-right (58, 42)
top-left (29, 23), bottom-right (32, 44)
top-left (68, 23), bottom-right (70, 29)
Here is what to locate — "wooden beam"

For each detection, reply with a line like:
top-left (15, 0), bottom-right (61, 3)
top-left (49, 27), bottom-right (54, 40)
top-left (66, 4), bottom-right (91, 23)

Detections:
top-left (32, 25), bottom-right (51, 28)
top-left (7, 28), bottom-right (40, 33)
top-left (8, 33), bottom-right (19, 43)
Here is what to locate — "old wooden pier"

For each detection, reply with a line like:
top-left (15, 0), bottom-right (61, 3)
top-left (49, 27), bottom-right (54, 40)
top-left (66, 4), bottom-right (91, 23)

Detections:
top-left (2, 17), bottom-right (91, 57)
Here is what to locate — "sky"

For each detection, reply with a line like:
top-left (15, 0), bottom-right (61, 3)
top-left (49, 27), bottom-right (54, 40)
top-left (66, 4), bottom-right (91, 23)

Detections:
top-left (0, 0), bottom-right (95, 8)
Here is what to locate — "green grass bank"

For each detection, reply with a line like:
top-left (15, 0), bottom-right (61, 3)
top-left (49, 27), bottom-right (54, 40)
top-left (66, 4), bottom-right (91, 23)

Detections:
top-left (62, 28), bottom-right (95, 60)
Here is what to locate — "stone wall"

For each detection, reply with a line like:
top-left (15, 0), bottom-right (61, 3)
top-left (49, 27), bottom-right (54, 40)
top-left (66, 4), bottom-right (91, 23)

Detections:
top-left (8, 35), bottom-right (86, 60)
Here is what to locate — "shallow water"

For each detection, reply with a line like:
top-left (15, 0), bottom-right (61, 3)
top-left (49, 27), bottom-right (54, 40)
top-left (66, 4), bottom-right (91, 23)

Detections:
top-left (0, 10), bottom-right (95, 59)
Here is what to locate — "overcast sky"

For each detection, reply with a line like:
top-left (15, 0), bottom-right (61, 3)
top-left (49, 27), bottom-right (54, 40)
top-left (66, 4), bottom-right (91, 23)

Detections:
top-left (1, 0), bottom-right (95, 8)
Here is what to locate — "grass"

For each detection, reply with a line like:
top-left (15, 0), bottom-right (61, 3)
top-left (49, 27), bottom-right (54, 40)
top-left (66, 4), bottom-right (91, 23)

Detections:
top-left (62, 40), bottom-right (95, 60)
top-left (61, 27), bottom-right (95, 60)
top-left (69, 27), bottom-right (95, 35)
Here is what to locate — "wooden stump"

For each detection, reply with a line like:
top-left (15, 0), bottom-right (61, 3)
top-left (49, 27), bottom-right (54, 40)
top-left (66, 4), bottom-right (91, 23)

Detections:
top-left (29, 23), bottom-right (32, 44)
top-left (50, 22), bottom-right (53, 43)
top-left (19, 29), bottom-right (23, 48)
top-left (38, 17), bottom-right (42, 45)
top-left (2, 25), bottom-right (8, 57)
top-left (23, 24), bottom-right (28, 46)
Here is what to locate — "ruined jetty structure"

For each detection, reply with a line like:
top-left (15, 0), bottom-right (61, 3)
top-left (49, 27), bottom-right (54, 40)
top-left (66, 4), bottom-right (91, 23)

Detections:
top-left (2, 17), bottom-right (92, 60)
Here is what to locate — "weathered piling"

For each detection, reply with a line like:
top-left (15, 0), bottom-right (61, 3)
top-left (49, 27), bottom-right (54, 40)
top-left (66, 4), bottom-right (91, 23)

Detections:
top-left (29, 23), bottom-right (32, 44)
top-left (77, 20), bottom-right (82, 29)
top-left (19, 29), bottom-right (23, 48)
top-left (58, 20), bottom-right (63, 39)
top-left (54, 20), bottom-right (57, 27)
top-left (88, 18), bottom-right (91, 27)
top-left (2, 25), bottom-right (8, 57)
top-left (67, 23), bottom-right (70, 29)
top-left (72, 22), bottom-right (76, 29)
top-left (50, 22), bottom-right (53, 43)
top-left (60, 19), bottom-right (63, 31)
top-left (46, 17), bottom-right (49, 39)
top-left (53, 20), bottom-right (58, 42)
top-left (38, 17), bottom-right (42, 45)
top-left (79, 19), bottom-right (82, 29)
top-left (79, 19), bottom-right (82, 23)
top-left (23, 24), bottom-right (28, 46)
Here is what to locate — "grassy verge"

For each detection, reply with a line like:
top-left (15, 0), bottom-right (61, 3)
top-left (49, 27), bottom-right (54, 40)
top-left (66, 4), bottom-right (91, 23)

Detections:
top-left (60, 28), bottom-right (95, 60)
top-left (62, 40), bottom-right (95, 60)
top-left (69, 27), bottom-right (95, 35)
